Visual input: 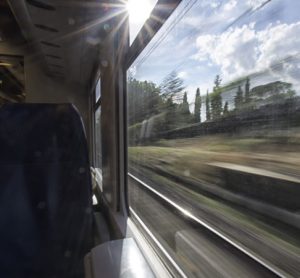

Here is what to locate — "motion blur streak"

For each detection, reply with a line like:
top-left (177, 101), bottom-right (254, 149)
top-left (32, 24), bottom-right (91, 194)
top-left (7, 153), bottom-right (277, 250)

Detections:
top-left (127, 0), bottom-right (300, 276)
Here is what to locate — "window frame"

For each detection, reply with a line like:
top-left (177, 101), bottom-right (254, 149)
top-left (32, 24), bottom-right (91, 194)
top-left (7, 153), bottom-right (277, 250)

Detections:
top-left (92, 77), bottom-right (102, 168)
top-left (126, 0), bottom-right (182, 67)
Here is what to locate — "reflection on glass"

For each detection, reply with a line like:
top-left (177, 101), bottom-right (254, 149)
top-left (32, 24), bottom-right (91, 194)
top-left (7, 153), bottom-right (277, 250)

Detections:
top-left (95, 78), bottom-right (101, 103)
top-left (128, 0), bottom-right (300, 276)
top-left (95, 106), bottom-right (102, 169)
top-left (127, 0), bottom-right (158, 44)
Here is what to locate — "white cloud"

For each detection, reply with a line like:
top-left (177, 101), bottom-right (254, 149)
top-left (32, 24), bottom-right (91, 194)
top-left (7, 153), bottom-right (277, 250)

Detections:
top-left (210, 1), bottom-right (220, 9)
top-left (223, 0), bottom-right (237, 11)
top-left (246, 0), bottom-right (268, 9)
top-left (183, 0), bottom-right (244, 30)
top-left (178, 71), bottom-right (187, 78)
top-left (186, 83), bottom-right (210, 97)
top-left (195, 24), bottom-right (259, 78)
top-left (194, 21), bottom-right (300, 87)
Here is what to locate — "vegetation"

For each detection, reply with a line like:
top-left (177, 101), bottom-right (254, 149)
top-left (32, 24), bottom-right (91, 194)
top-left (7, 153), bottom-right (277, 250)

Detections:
top-left (210, 75), bottom-right (223, 119)
top-left (127, 69), bottom-right (300, 276)
top-left (194, 88), bottom-right (201, 123)
top-left (159, 71), bottom-right (185, 101)
top-left (206, 90), bottom-right (211, 121)
top-left (128, 72), bottom-right (298, 143)
top-left (234, 85), bottom-right (244, 110)
top-left (127, 71), bottom-right (300, 276)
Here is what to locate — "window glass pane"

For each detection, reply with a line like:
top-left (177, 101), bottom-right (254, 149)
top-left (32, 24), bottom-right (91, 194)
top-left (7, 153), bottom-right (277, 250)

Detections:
top-left (95, 106), bottom-right (102, 169)
top-left (127, 0), bottom-right (300, 276)
top-left (95, 78), bottom-right (101, 103)
top-left (127, 0), bottom-right (158, 44)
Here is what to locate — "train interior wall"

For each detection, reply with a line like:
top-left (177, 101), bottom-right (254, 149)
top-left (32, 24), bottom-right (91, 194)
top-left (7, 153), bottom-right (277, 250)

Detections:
top-left (24, 57), bottom-right (91, 147)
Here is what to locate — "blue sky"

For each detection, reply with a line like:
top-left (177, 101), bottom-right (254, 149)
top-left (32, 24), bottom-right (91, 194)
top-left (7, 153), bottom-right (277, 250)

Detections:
top-left (129, 0), bottom-right (300, 106)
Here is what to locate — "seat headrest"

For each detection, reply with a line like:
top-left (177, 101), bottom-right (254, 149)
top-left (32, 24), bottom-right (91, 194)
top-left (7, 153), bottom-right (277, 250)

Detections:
top-left (0, 103), bottom-right (88, 164)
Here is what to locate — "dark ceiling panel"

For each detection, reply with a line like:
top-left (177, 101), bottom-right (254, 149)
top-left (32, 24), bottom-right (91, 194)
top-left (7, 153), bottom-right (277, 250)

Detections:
top-left (0, 0), bottom-right (26, 43)
top-left (26, 0), bottom-right (56, 11)
top-left (34, 23), bottom-right (58, 32)
top-left (40, 40), bottom-right (60, 48)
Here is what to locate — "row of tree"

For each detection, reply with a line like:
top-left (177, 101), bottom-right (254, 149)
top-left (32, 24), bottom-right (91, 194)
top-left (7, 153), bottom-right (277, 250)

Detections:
top-left (128, 71), bottom-right (296, 129)
top-left (204, 76), bottom-right (251, 121)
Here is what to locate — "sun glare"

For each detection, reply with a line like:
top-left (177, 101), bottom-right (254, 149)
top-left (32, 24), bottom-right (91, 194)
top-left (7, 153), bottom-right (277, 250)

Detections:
top-left (126, 0), bottom-right (152, 24)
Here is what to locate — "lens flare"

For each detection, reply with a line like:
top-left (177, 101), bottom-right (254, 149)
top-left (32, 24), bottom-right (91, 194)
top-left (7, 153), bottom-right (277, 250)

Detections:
top-left (126, 0), bottom-right (152, 24)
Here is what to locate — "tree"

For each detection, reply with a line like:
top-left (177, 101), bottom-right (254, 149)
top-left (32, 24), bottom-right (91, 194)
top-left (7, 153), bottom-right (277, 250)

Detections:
top-left (250, 81), bottom-right (295, 106)
top-left (194, 88), bottom-right (201, 123)
top-left (214, 75), bottom-right (222, 88)
top-left (159, 71), bottom-right (185, 101)
top-left (127, 78), bottom-right (161, 125)
top-left (211, 75), bottom-right (223, 120)
top-left (234, 85), bottom-right (244, 110)
top-left (244, 77), bottom-right (251, 104)
top-left (286, 89), bottom-right (296, 99)
top-left (211, 91), bottom-right (222, 119)
top-left (206, 90), bottom-right (211, 121)
top-left (181, 92), bottom-right (190, 115)
top-left (176, 91), bottom-right (193, 126)
top-left (164, 97), bottom-right (177, 130)
top-left (223, 101), bottom-right (229, 116)
top-left (183, 92), bottom-right (188, 102)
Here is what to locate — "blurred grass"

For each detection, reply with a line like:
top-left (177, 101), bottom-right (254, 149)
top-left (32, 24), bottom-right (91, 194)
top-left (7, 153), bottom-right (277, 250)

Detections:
top-left (137, 167), bottom-right (300, 256)
top-left (129, 135), bottom-right (300, 179)
top-left (128, 134), bottom-right (300, 257)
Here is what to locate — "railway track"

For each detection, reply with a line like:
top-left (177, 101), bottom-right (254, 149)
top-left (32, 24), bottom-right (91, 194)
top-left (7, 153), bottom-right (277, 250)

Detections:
top-left (128, 168), bottom-right (300, 277)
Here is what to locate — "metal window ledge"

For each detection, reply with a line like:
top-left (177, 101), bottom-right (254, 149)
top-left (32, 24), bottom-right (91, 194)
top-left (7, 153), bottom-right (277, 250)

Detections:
top-left (84, 238), bottom-right (155, 278)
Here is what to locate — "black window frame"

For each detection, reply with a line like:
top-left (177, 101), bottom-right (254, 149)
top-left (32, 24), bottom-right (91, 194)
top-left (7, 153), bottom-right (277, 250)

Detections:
top-left (126, 0), bottom-right (182, 68)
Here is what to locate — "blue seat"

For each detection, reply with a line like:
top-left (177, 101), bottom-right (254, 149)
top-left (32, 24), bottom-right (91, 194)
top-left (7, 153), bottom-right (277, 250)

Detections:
top-left (0, 103), bottom-right (93, 277)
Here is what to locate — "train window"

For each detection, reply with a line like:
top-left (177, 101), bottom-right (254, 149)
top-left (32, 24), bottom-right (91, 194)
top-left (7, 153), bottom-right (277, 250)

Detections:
top-left (127, 0), bottom-right (300, 276)
top-left (127, 0), bottom-right (158, 44)
top-left (0, 55), bottom-right (25, 103)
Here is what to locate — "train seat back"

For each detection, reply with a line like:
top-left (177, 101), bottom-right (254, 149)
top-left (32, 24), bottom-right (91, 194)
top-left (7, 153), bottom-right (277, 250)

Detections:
top-left (0, 103), bottom-right (93, 277)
